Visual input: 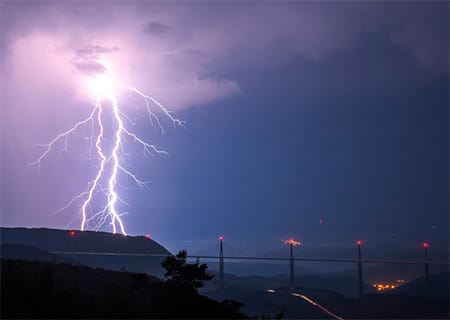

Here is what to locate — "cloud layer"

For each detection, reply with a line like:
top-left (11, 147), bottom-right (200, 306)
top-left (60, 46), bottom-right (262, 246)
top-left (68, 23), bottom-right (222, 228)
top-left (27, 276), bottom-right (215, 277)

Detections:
top-left (1, 1), bottom-right (447, 111)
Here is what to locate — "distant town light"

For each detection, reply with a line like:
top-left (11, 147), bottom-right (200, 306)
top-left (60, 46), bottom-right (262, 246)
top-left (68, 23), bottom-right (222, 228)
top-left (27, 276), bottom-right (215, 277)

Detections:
top-left (373, 283), bottom-right (398, 292)
top-left (145, 234), bottom-right (151, 239)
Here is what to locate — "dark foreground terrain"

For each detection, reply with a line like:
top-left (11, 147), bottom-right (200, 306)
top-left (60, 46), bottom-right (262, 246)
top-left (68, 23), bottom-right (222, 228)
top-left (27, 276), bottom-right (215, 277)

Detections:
top-left (1, 259), bottom-right (246, 319)
top-left (203, 275), bottom-right (449, 319)
top-left (2, 227), bottom-right (448, 319)
top-left (3, 259), bottom-right (448, 319)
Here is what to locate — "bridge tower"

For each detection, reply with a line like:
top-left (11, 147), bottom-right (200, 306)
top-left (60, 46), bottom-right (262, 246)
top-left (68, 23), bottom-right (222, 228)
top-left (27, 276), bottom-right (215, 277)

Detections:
top-left (423, 242), bottom-right (429, 296)
top-left (357, 240), bottom-right (363, 298)
top-left (219, 235), bottom-right (224, 287)
top-left (284, 238), bottom-right (300, 289)
top-left (289, 242), bottom-right (295, 289)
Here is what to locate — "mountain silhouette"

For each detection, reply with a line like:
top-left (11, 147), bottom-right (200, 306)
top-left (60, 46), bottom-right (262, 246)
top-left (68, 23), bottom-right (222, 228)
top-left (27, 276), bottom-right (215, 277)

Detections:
top-left (0, 227), bottom-right (171, 277)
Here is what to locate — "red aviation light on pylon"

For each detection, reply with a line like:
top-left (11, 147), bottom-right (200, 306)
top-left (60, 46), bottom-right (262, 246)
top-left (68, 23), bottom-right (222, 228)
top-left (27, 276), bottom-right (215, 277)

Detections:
top-left (69, 230), bottom-right (76, 237)
top-left (284, 238), bottom-right (301, 246)
top-left (357, 240), bottom-right (362, 246)
top-left (423, 242), bottom-right (428, 248)
top-left (219, 235), bottom-right (224, 241)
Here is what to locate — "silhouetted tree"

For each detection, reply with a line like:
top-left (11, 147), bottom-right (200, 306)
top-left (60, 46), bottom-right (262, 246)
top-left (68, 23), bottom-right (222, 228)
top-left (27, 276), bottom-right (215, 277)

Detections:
top-left (162, 250), bottom-right (213, 289)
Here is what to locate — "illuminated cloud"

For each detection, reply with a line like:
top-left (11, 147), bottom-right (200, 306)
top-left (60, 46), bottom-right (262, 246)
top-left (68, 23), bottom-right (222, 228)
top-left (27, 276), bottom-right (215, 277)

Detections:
top-left (1, 2), bottom-right (446, 112)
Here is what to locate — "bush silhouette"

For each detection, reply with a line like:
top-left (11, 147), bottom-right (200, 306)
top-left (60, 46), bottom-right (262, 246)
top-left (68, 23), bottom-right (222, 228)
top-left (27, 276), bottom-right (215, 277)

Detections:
top-left (162, 250), bottom-right (213, 289)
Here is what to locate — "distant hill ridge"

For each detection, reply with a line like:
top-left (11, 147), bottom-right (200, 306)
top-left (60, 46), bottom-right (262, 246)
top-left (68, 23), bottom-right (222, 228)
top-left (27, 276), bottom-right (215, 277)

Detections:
top-left (0, 227), bottom-right (170, 254)
top-left (394, 271), bottom-right (449, 298)
top-left (1, 243), bottom-right (75, 264)
top-left (0, 227), bottom-right (171, 277)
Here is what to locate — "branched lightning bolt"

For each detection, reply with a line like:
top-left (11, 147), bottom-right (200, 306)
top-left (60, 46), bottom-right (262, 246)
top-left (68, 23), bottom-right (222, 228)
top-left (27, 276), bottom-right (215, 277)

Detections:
top-left (30, 106), bottom-right (99, 172)
top-left (80, 100), bottom-right (106, 232)
top-left (31, 85), bottom-right (184, 235)
top-left (107, 96), bottom-right (125, 235)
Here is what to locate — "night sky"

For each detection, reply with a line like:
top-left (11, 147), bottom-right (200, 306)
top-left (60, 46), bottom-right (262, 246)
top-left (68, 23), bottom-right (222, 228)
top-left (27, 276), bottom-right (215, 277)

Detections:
top-left (1, 1), bottom-right (448, 258)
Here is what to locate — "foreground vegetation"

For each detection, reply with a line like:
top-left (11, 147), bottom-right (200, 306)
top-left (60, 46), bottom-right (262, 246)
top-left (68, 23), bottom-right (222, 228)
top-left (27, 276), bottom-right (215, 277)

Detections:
top-left (1, 257), bottom-right (246, 318)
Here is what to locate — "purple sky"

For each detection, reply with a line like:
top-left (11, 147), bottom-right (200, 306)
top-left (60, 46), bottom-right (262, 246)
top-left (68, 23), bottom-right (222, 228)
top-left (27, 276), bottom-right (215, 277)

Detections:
top-left (1, 1), bottom-right (448, 256)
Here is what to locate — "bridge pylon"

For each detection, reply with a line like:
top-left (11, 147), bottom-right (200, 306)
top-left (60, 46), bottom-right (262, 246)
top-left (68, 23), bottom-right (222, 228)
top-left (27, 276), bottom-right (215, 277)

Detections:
top-left (219, 236), bottom-right (224, 288)
top-left (357, 240), bottom-right (363, 298)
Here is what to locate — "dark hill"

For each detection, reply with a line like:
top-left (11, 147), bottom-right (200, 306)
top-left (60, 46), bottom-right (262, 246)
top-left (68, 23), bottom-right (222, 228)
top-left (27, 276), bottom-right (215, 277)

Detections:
top-left (1, 243), bottom-right (75, 264)
top-left (203, 271), bottom-right (375, 298)
top-left (1, 258), bottom-right (247, 319)
top-left (201, 272), bottom-right (448, 318)
top-left (0, 227), bottom-right (171, 277)
top-left (0, 227), bottom-right (169, 254)
top-left (394, 272), bottom-right (449, 298)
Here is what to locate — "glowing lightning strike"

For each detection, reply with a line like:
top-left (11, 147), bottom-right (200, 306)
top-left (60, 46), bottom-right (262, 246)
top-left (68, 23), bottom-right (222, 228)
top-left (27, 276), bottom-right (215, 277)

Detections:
top-left (108, 95), bottom-right (125, 235)
top-left (80, 101), bottom-right (106, 233)
top-left (31, 74), bottom-right (184, 235)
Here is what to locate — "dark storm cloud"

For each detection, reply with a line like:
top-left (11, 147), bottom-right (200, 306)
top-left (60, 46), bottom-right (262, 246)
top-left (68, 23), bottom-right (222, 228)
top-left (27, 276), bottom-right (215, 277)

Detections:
top-left (1, 1), bottom-right (447, 88)
top-left (143, 22), bottom-right (169, 35)
top-left (384, 2), bottom-right (449, 70)
top-left (72, 45), bottom-right (120, 75)
top-left (72, 60), bottom-right (107, 75)
top-left (76, 45), bottom-right (119, 58)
